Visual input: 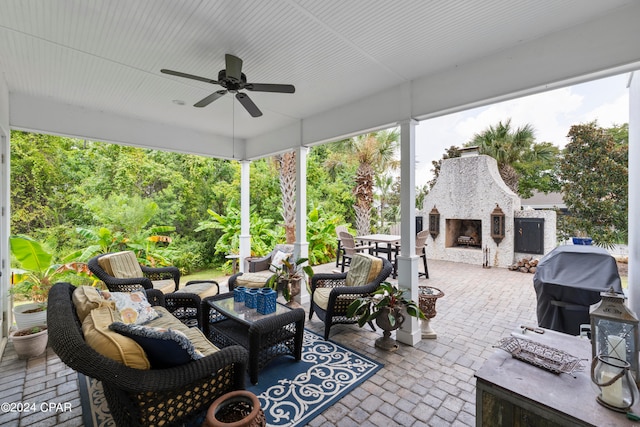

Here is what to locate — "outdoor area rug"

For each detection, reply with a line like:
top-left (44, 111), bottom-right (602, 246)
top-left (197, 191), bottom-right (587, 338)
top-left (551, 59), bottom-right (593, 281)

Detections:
top-left (78, 329), bottom-right (382, 427)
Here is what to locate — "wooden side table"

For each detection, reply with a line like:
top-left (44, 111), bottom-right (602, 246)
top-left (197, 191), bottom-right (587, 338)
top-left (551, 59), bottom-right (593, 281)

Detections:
top-left (475, 328), bottom-right (640, 426)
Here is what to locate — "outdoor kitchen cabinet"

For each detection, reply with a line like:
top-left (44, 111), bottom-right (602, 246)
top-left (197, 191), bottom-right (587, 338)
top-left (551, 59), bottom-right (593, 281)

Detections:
top-left (475, 328), bottom-right (638, 427)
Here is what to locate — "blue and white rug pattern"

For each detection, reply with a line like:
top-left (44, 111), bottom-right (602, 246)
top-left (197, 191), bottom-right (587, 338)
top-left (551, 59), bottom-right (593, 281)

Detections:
top-left (248, 330), bottom-right (382, 427)
top-left (78, 330), bottom-right (382, 427)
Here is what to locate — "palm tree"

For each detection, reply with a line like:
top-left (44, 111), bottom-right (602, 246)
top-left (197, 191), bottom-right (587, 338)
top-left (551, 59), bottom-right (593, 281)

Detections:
top-left (330, 129), bottom-right (399, 234)
top-left (470, 119), bottom-right (553, 193)
top-left (275, 151), bottom-right (297, 243)
top-left (374, 174), bottom-right (394, 230)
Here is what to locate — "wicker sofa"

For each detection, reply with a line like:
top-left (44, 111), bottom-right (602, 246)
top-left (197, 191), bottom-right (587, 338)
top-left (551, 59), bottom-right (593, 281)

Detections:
top-left (47, 282), bottom-right (247, 427)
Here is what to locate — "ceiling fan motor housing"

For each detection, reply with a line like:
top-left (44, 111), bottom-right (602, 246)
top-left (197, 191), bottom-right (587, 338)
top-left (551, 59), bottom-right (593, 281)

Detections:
top-left (218, 70), bottom-right (247, 91)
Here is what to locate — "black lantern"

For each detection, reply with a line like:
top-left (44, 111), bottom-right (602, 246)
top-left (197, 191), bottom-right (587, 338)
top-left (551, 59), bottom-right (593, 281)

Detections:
top-left (490, 204), bottom-right (505, 244)
top-left (428, 206), bottom-right (440, 239)
top-left (590, 291), bottom-right (640, 384)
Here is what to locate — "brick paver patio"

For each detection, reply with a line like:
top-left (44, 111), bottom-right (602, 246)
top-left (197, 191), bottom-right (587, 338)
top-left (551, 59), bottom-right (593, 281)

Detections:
top-left (0, 258), bottom-right (539, 426)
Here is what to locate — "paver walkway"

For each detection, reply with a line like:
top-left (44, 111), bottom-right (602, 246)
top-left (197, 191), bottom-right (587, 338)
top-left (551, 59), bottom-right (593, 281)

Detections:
top-left (0, 258), bottom-right (540, 426)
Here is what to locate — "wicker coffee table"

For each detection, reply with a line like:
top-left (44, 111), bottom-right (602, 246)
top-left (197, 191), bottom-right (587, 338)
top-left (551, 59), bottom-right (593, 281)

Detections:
top-left (203, 292), bottom-right (305, 384)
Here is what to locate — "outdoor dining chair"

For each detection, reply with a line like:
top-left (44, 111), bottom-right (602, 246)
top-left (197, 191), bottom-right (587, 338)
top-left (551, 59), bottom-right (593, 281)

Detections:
top-left (338, 231), bottom-right (374, 272)
top-left (335, 225), bottom-right (349, 268)
top-left (392, 230), bottom-right (430, 279)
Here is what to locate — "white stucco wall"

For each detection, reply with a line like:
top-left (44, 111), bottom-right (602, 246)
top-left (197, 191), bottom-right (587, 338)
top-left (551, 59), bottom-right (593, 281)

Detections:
top-left (422, 155), bottom-right (521, 268)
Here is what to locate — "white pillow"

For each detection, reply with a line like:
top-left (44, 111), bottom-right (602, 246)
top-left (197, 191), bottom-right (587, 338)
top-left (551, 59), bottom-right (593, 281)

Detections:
top-left (270, 250), bottom-right (292, 272)
top-left (99, 290), bottom-right (160, 325)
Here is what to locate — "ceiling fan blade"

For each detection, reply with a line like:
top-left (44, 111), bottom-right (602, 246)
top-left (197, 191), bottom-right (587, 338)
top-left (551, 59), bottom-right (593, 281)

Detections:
top-left (246, 83), bottom-right (295, 93)
top-left (225, 54), bottom-right (243, 82)
top-left (236, 92), bottom-right (262, 117)
top-left (161, 69), bottom-right (218, 85)
top-left (194, 90), bottom-right (227, 107)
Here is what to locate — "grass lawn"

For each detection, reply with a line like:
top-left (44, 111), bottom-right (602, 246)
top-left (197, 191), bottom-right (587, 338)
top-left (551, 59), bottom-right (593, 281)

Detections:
top-left (180, 268), bottom-right (227, 286)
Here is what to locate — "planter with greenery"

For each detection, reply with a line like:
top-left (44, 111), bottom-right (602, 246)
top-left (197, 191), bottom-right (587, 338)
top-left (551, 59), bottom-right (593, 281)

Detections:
top-left (10, 235), bottom-right (91, 328)
top-left (266, 255), bottom-right (314, 306)
top-left (10, 325), bottom-right (48, 359)
top-left (347, 282), bottom-right (426, 351)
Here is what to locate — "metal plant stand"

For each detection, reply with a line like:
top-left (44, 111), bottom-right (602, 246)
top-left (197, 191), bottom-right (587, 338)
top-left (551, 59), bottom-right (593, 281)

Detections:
top-left (418, 286), bottom-right (444, 339)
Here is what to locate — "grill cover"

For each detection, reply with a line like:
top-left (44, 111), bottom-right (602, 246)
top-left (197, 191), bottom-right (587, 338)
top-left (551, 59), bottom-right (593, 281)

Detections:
top-left (533, 245), bottom-right (622, 335)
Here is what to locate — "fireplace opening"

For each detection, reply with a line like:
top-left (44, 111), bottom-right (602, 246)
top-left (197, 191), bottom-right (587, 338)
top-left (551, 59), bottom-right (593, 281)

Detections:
top-left (446, 219), bottom-right (482, 249)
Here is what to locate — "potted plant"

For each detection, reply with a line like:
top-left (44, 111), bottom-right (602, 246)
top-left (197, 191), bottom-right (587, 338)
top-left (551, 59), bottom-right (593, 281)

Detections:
top-left (266, 255), bottom-right (314, 306)
top-left (10, 235), bottom-right (91, 328)
top-left (10, 325), bottom-right (48, 359)
top-left (347, 282), bottom-right (426, 351)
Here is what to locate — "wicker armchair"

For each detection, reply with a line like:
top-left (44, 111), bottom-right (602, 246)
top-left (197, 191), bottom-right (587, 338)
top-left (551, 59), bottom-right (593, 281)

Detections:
top-left (89, 252), bottom-right (218, 328)
top-left (88, 252), bottom-right (180, 293)
top-left (309, 255), bottom-right (393, 340)
top-left (228, 244), bottom-right (294, 290)
top-left (47, 282), bottom-right (248, 427)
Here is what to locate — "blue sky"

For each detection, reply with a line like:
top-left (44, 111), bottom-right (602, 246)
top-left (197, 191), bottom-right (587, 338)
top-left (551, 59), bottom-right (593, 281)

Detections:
top-left (414, 73), bottom-right (631, 185)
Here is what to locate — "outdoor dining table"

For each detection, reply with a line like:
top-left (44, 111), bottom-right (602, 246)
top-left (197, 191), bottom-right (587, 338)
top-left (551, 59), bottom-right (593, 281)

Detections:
top-left (356, 234), bottom-right (401, 262)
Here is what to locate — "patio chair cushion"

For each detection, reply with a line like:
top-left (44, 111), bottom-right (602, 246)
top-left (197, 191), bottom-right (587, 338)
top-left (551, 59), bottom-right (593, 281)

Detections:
top-left (152, 278), bottom-right (180, 294)
top-left (147, 306), bottom-right (219, 357)
top-left (72, 286), bottom-right (115, 322)
top-left (81, 303), bottom-right (219, 370)
top-left (345, 254), bottom-right (383, 287)
top-left (269, 250), bottom-right (292, 272)
top-left (175, 281), bottom-right (219, 299)
top-left (97, 250), bottom-right (144, 279)
top-left (109, 322), bottom-right (204, 369)
top-left (99, 289), bottom-right (160, 325)
top-left (82, 306), bottom-right (151, 370)
top-left (235, 271), bottom-right (275, 288)
top-left (312, 289), bottom-right (356, 311)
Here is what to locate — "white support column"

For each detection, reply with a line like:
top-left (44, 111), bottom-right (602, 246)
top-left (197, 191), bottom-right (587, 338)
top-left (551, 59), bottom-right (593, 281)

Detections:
top-left (628, 72), bottom-right (640, 316)
top-left (295, 146), bottom-right (310, 305)
top-left (239, 160), bottom-right (251, 273)
top-left (396, 118), bottom-right (421, 346)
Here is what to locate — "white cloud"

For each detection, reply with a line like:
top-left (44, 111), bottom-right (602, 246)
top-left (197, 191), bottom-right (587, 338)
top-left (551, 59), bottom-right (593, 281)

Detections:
top-left (414, 73), bottom-right (629, 186)
top-left (580, 92), bottom-right (629, 128)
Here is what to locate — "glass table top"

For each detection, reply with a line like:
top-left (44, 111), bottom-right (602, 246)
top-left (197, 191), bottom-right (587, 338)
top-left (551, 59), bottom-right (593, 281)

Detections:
top-left (210, 295), bottom-right (291, 324)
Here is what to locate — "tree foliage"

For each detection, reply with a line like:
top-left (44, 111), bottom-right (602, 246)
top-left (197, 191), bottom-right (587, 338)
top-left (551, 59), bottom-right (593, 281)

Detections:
top-left (429, 120), bottom-right (561, 198)
top-left (327, 129), bottom-right (399, 234)
top-left (470, 119), bottom-right (556, 194)
top-left (559, 122), bottom-right (628, 246)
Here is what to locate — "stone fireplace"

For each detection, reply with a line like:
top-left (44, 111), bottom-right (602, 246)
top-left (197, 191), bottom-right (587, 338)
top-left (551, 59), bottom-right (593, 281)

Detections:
top-left (446, 219), bottom-right (482, 248)
top-left (420, 150), bottom-right (556, 268)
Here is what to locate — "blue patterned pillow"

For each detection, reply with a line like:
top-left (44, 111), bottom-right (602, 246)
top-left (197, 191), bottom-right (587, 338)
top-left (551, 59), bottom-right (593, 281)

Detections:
top-left (109, 322), bottom-right (203, 368)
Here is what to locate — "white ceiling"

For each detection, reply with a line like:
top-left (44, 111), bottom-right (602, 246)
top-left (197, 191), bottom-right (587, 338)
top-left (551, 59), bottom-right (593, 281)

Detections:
top-left (1, 0), bottom-right (640, 160)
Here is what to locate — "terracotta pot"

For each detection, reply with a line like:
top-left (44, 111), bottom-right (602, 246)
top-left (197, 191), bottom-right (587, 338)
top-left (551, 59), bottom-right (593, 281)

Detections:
top-left (10, 325), bottom-right (48, 359)
top-left (204, 390), bottom-right (265, 427)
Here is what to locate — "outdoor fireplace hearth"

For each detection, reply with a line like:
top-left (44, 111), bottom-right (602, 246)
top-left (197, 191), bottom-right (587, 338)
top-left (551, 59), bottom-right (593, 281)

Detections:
top-left (446, 219), bottom-right (482, 249)
top-left (421, 153), bottom-right (555, 267)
